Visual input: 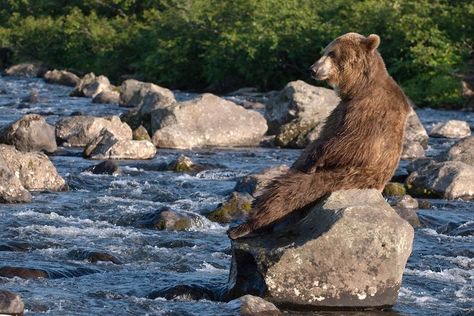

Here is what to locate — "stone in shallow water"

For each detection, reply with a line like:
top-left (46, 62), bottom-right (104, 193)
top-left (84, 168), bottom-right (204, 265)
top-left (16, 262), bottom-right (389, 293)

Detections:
top-left (67, 249), bottom-right (121, 264)
top-left (228, 295), bottom-right (281, 316)
top-left (148, 284), bottom-right (216, 301)
top-left (429, 120), bottom-right (471, 139)
top-left (440, 136), bottom-right (474, 167)
top-left (44, 69), bottom-right (81, 87)
top-left (0, 290), bottom-right (24, 315)
top-left (226, 189), bottom-right (414, 309)
top-left (83, 160), bottom-right (121, 175)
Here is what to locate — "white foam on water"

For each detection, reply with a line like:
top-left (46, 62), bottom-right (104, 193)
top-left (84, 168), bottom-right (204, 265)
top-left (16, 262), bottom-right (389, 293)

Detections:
top-left (14, 224), bottom-right (143, 239)
top-left (404, 267), bottom-right (473, 284)
top-left (421, 228), bottom-right (474, 241)
top-left (399, 287), bottom-right (439, 306)
top-left (428, 255), bottom-right (474, 269)
top-left (15, 210), bottom-right (110, 227)
top-left (122, 166), bottom-right (143, 172)
top-left (195, 262), bottom-right (227, 274)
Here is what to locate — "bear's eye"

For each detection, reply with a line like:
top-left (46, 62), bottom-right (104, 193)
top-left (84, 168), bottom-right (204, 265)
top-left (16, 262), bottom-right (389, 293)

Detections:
top-left (327, 51), bottom-right (336, 58)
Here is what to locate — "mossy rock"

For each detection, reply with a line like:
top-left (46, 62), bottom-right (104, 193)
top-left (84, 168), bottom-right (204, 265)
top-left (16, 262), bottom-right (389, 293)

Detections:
top-left (168, 155), bottom-right (206, 173)
top-left (383, 182), bottom-right (406, 197)
top-left (275, 120), bottom-right (315, 148)
top-left (405, 184), bottom-right (443, 199)
top-left (132, 125), bottom-right (151, 141)
top-left (207, 192), bottom-right (253, 224)
top-left (135, 207), bottom-right (193, 231)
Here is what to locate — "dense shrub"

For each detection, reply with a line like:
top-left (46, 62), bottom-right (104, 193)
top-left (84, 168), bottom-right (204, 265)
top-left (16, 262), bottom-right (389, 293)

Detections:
top-left (0, 0), bottom-right (472, 107)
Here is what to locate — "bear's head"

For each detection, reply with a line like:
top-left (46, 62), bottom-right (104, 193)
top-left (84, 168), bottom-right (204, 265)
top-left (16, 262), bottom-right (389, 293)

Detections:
top-left (310, 33), bottom-right (382, 95)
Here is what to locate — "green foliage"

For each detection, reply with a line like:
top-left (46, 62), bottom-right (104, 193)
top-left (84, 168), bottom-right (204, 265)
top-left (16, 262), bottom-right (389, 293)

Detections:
top-left (0, 0), bottom-right (472, 107)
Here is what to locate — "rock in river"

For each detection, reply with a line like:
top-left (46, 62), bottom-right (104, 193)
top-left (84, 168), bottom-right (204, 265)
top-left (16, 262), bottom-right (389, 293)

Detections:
top-left (0, 114), bottom-right (57, 153)
top-left (151, 93), bottom-right (267, 149)
top-left (228, 295), bottom-right (281, 316)
top-left (43, 69), bottom-right (81, 87)
top-left (0, 290), bottom-right (24, 315)
top-left (0, 144), bottom-right (67, 192)
top-left (429, 120), bottom-right (471, 138)
top-left (84, 129), bottom-right (156, 160)
top-left (70, 72), bottom-right (114, 98)
top-left (0, 158), bottom-right (31, 203)
top-left (439, 136), bottom-right (474, 167)
top-left (56, 115), bottom-right (132, 147)
top-left (226, 189), bottom-right (414, 309)
top-left (4, 62), bottom-right (47, 77)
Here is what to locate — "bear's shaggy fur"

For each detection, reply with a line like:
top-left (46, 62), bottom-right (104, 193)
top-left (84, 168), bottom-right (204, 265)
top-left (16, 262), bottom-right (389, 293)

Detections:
top-left (228, 33), bottom-right (411, 239)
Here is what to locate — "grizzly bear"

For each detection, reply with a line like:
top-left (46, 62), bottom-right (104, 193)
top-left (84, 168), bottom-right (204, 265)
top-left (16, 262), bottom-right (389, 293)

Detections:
top-left (228, 33), bottom-right (411, 239)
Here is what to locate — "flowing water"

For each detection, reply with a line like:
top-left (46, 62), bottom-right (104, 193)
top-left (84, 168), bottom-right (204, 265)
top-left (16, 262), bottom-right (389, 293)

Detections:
top-left (0, 76), bottom-right (473, 315)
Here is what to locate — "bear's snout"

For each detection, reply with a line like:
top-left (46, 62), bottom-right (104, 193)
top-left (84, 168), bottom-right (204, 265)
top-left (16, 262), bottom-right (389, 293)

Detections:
top-left (310, 56), bottom-right (332, 81)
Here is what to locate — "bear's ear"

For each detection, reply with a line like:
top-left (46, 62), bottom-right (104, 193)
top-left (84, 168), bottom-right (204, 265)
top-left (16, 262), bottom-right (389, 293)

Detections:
top-left (365, 34), bottom-right (380, 52)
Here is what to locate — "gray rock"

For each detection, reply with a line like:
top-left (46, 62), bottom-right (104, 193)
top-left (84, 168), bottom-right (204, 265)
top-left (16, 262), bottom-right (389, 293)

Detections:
top-left (44, 69), bottom-right (81, 87)
top-left (135, 207), bottom-right (195, 231)
top-left (404, 108), bottom-right (429, 148)
top-left (0, 144), bottom-right (67, 192)
top-left (56, 115), bottom-right (132, 147)
top-left (430, 120), bottom-right (471, 138)
top-left (92, 90), bottom-right (120, 104)
top-left (265, 81), bottom-right (340, 148)
top-left (393, 206), bottom-right (421, 228)
top-left (119, 79), bottom-right (175, 109)
top-left (406, 161), bottom-right (474, 200)
top-left (440, 136), bottom-right (474, 166)
top-left (234, 165), bottom-right (289, 197)
top-left (70, 73), bottom-right (113, 98)
top-left (0, 114), bottom-right (57, 153)
top-left (394, 195), bottom-right (419, 209)
top-left (401, 141), bottom-right (425, 160)
top-left (0, 158), bottom-right (32, 203)
top-left (84, 129), bottom-right (156, 160)
top-left (0, 290), bottom-right (24, 315)
top-left (152, 93), bottom-right (267, 149)
top-left (226, 189), bottom-right (414, 309)
top-left (4, 62), bottom-right (47, 77)
top-left (228, 295), bottom-right (281, 316)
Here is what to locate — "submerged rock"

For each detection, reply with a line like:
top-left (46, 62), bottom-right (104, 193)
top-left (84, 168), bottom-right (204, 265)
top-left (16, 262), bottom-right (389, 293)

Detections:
top-left (83, 160), bottom-right (121, 175)
top-left (56, 115), bottom-right (132, 147)
top-left (0, 158), bottom-right (31, 203)
top-left (84, 129), bottom-right (156, 160)
top-left (0, 114), bottom-right (57, 153)
top-left (429, 120), bottom-right (471, 138)
top-left (265, 81), bottom-right (339, 148)
top-left (4, 62), bottom-right (47, 77)
top-left (226, 189), bottom-right (414, 309)
top-left (0, 290), bottom-right (25, 315)
top-left (0, 145), bottom-right (67, 192)
top-left (135, 207), bottom-right (194, 231)
top-left (43, 69), bottom-right (81, 87)
top-left (67, 249), bottom-right (121, 264)
top-left (148, 284), bottom-right (216, 301)
top-left (0, 266), bottom-right (48, 279)
top-left (406, 161), bottom-right (474, 200)
top-left (228, 295), bottom-right (281, 316)
top-left (440, 136), bottom-right (474, 166)
top-left (151, 93), bottom-right (267, 149)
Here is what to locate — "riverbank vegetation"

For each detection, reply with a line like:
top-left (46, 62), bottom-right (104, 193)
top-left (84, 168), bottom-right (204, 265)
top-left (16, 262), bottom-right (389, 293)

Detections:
top-left (0, 0), bottom-right (472, 107)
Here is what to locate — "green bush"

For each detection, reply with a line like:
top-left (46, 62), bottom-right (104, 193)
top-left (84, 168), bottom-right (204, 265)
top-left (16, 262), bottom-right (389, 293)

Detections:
top-left (0, 0), bottom-right (472, 107)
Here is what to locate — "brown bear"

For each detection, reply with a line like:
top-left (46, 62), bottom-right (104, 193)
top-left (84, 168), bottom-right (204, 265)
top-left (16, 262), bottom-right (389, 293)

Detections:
top-left (228, 32), bottom-right (411, 239)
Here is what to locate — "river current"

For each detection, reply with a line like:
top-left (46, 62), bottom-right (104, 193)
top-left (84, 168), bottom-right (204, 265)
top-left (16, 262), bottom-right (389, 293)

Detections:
top-left (0, 76), bottom-right (473, 315)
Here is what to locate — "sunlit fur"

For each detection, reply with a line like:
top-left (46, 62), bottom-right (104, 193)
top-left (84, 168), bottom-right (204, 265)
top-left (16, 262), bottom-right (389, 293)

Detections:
top-left (228, 33), bottom-right (410, 240)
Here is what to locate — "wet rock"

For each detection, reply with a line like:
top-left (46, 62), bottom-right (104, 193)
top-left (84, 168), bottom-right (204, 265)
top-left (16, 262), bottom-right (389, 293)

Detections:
top-left (393, 206), bottom-right (421, 228)
top-left (56, 115), bottom-right (132, 147)
top-left (21, 89), bottom-right (40, 103)
top-left (0, 114), bottom-right (57, 153)
top-left (167, 155), bottom-right (207, 173)
top-left (401, 142), bottom-right (425, 160)
top-left (67, 249), bottom-right (121, 264)
top-left (84, 129), bottom-right (156, 160)
top-left (70, 72), bottom-right (114, 98)
top-left (406, 161), bottom-right (474, 200)
top-left (0, 266), bottom-right (48, 279)
top-left (440, 136), bottom-right (474, 166)
top-left (265, 81), bottom-right (340, 148)
top-left (43, 69), bottom-right (81, 87)
top-left (135, 207), bottom-right (194, 231)
top-left (92, 90), bottom-right (120, 104)
top-left (228, 295), bottom-right (281, 316)
top-left (0, 290), bottom-right (24, 315)
top-left (4, 62), bottom-right (47, 77)
top-left (148, 284), bottom-right (215, 301)
top-left (132, 125), bottom-right (151, 141)
top-left (0, 145), bottom-right (67, 192)
top-left (429, 120), bottom-right (471, 138)
top-left (394, 195), bottom-right (419, 209)
top-left (83, 160), bottom-right (121, 175)
top-left (226, 189), bottom-right (414, 309)
top-left (207, 192), bottom-right (253, 224)
top-left (151, 93), bottom-right (267, 149)
top-left (383, 182), bottom-right (406, 197)
top-left (0, 158), bottom-right (31, 203)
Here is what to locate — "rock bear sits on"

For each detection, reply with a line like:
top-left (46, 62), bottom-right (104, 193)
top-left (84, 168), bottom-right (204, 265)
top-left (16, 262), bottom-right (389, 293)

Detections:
top-left (228, 33), bottom-right (411, 239)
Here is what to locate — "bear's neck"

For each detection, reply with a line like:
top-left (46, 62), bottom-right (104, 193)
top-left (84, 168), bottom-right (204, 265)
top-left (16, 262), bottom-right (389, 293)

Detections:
top-left (337, 56), bottom-right (387, 101)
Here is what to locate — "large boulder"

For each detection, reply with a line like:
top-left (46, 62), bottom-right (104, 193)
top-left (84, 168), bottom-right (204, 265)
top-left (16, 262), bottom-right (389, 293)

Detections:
top-left (0, 145), bottom-right (67, 191)
top-left (43, 69), bottom-right (81, 87)
top-left (406, 161), bottom-right (474, 200)
top-left (84, 129), bottom-right (156, 160)
top-left (429, 120), bottom-right (471, 138)
top-left (439, 136), bottom-right (474, 166)
top-left (0, 114), bottom-right (57, 153)
top-left (0, 158), bottom-right (32, 203)
top-left (265, 81), bottom-right (340, 148)
top-left (151, 93), bottom-right (267, 149)
top-left (70, 73), bottom-right (114, 98)
top-left (226, 189), bottom-right (414, 309)
top-left (4, 62), bottom-right (47, 77)
top-left (0, 290), bottom-right (24, 315)
top-left (401, 108), bottom-right (428, 159)
top-left (56, 115), bottom-right (132, 147)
